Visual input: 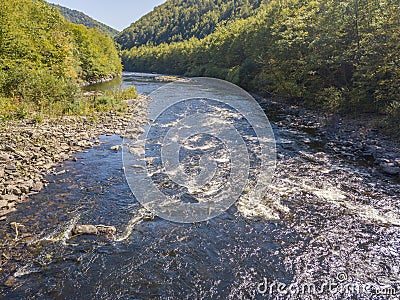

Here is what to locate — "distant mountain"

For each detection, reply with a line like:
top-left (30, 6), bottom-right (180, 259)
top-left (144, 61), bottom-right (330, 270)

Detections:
top-left (49, 3), bottom-right (119, 36)
top-left (116, 0), bottom-right (264, 50)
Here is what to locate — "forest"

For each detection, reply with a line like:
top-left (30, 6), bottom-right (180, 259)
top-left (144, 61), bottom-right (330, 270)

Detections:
top-left (116, 0), bottom-right (265, 49)
top-left (121, 0), bottom-right (400, 131)
top-left (0, 0), bottom-right (122, 117)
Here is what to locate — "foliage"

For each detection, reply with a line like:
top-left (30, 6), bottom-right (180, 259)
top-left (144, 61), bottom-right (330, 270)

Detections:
top-left (0, 0), bottom-right (122, 119)
top-left (106, 86), bottom-right (138, 101)
top-left (50, 3), bottom-right (119, 37)
top-left (122, 0), bottom-right (400, 129)
top-left (0, 85), bottom-right (136, 121)
top-left (78, 86), bottom-right (137, 115)
top-left (68, 24), bottom-right (122, 83)
top-left (115, 0), bottom-right (265, 49)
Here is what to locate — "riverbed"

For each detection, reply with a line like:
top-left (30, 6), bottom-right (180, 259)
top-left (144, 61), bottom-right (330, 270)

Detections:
top-left (1, 72), bottom-right (399, 299)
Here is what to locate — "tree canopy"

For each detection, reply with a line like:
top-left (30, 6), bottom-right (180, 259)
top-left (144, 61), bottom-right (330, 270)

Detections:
top-left (116, 0), bottom-right (264, 50)
top-left (121, 0), bottom-right (400, 126)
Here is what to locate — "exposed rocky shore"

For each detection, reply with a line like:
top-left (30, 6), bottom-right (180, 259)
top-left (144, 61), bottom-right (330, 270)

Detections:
top-left (257, 96), bottom-right (400, 181)
top-left (0, 96), bottom-right (148, 220)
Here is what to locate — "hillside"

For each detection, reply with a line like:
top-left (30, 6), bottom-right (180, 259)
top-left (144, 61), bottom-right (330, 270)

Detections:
top-left (49, 3), bottom-right (119, 36)
top-left (122, 0), bottom-right (400, 132)
top-left (116, 0), bottom-right (264, 50)
top-left (0, 0), bottom-right (122, 117)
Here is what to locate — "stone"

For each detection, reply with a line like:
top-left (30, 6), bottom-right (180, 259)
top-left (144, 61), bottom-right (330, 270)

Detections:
top-left (110, 145), bottom-right (121, 151)
top-left (18, 184), bottom-right (30, 194)
top-left (0, 153), bottom-right (10, 162)
top-left (72, 224), bottom-right (117, 237)
top-left (54, 170), bottom-right (66, 176)
top-left (31, 182), bottom-right (44, 193)
top-left (72, 225), bottom-right (98, 236)
top-left (7, 201), bottom-right (16, 208)
top-left (5, 164), bottom-right (17, 171)
top-left (15, 150), bottom-right (26, 158)
top-left (96, 225), bottom-right (117, 236)
top-left (0, 199), bottom-right (8, 208)
top-left (12, 186), bottom-right (22, 196)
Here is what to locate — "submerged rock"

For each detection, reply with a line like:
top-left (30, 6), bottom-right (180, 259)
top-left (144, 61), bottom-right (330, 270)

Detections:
top-left (72, 225), bottom-right (98, 235)
top-left (110, 145), bottom-right (121, 151)
top-left (72, 224), bottom-right (117, 237)
top-left (96, 225), bottom-right (117, 236)
top-left (381, 166), bottom-right (400, 176)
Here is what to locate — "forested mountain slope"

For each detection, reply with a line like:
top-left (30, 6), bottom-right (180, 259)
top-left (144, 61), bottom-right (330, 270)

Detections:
top-left (0, 0), bottom-right (121, 114)
top-left (49, 3), bottom-right (119, 36)
top-left (116, 0), bottom-right (264, 49)
top-left (122, 0), bottom-right (399, 131)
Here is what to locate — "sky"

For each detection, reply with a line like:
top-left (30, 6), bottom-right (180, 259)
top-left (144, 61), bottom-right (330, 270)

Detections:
top-left (49, 0), bottom-right (166, 31)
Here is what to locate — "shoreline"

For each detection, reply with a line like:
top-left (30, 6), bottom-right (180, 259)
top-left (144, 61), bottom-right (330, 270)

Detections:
top-left (0, 95), bottom-right (149, 220)
top-left (1, 91), bottom-right (398, 221)
top-left (256, 95), bottom-right (400, 180)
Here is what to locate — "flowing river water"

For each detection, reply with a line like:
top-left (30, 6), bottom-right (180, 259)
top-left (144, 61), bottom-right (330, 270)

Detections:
top-left (1, 73), bottom-right (399, 299)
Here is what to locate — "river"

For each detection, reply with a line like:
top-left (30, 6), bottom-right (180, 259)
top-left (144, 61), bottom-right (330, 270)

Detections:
top-left (1, 72), bottom-right (399, 299)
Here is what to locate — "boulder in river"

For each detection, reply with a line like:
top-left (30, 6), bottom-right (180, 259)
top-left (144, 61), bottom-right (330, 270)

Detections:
top-left (72, 225), bottom-right (98, 235)
top-left (110, 145), bottom-right (121, 151)
top-left (381, 166), bottom-right (400, 176)
top-left (96, 225), bottom-right (117, 236)
top-left (72, 224), bottom-right (117, 237)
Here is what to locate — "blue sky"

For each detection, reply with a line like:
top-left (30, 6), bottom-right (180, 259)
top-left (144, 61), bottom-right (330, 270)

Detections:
top-left (49, 0), bottom-right (166, 31)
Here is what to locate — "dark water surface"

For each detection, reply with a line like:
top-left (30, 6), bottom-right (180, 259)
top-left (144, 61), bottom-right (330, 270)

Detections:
top-left (1, 73), bottom-right (399, 299)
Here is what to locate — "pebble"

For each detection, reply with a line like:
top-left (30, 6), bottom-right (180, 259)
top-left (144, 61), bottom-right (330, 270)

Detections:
top-left (5, 164), bottom-right (16, 171)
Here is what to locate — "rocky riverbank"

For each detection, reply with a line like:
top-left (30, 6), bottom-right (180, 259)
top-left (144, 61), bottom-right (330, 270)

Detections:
top-left (0, 96), bottom-right (149, 220)
top-left (257, 96), bottom-right (400, 180)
